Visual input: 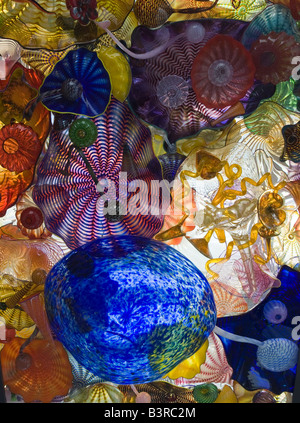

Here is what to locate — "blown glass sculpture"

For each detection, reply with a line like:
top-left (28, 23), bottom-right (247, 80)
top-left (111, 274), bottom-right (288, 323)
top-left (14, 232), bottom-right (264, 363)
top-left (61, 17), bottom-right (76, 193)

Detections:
top-left (191, 34), bottom-right (256, 109)
top-left (44, 235), bottom-right (217, 384)
top-left (241, 4), bottom-right (300, 49)
top-left (128, 18), bottom-right (271, 144)
top-left (16, 186), bottom-right (52, 240)
top-left (215, 265), bottom-right (300, 394)
top-left (133, 0), bottom-right (220, 28)
top-left (0, 0), bottom-right (134, 49)
top-left (1, 338), bottom-right (72, 403)
top-left (250, 31), bottom-right (300, 85)
top-left (192, 382), bottom-right (219, 403)
top-left (0, 123), bottom-right (41, 173)
top-left (37, 48), bottom-right (112, 117)
top-left (33, 97), bottom-right (163, 249)
top-left (65, 382), bottom-right (124, 403)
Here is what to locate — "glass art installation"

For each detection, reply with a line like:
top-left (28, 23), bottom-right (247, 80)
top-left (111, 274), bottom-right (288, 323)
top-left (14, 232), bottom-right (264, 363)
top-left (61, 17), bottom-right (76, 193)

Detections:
top-left (0, 0), bottom-right (299, 406)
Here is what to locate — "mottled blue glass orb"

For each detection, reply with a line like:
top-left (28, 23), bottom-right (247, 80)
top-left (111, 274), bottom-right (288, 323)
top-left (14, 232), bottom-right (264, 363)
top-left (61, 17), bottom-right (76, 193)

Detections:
top-left (44, 235), bottom-right (216, 384)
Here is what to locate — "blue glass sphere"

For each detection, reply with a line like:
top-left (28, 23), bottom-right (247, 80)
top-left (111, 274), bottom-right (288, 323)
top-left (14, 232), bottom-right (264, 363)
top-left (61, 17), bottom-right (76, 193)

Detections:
top-left (44, 235), bottom-right (216, 384)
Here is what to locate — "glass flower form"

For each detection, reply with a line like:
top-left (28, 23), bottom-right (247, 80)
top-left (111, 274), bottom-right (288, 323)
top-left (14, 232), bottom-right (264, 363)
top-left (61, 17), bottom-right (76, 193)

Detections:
top-left (241, 4), bottom-right (300, 50)
top-left (155, 145), bottom-right (296, 307)
top-left (65, 382), bottom-right (124, 403)
top-left (0, 167), bottom-right (34, 218)
top-left (191, 34), bottom-right (256, 109)
top-left (0, 123), bottom-right (41, 174)
top-left (210, 281), bottom-right (248, 318)
top-left (215, 265), bottom-right (300, 394)
top-left (16, 186), bottom-right (52, 240)
top-left (1, 338), bottom-right (73, 403)
top-left (32, 97), bottom-right (163, 250)
top-left (0, 64), bottom-right (51, 141)
top-left (0, 75), bottom-right (47, 219)
top-left (0, 74), bottom-right (36, 125)
top-left (250, 31), bottom-right (300, 85)
top-left (0, 0), bottom-right (134, 50)
top-left (66, 0), bottom-right (98, 26)
top-left (241, 101), bottom-right (300, 166)
top-left (0, 232), bottom-right (64, 282)
top-left (38, 48), bottom-right (112, 117)
top-left (128, 19), bottom-right (269, 143)
top-left (207, 243), bottom-right (281, 311)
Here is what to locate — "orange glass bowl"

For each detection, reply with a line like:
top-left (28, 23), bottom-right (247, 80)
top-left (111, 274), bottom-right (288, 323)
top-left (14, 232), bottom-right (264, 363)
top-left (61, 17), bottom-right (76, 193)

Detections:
top-left (1, 337), bottom-right (73, 403)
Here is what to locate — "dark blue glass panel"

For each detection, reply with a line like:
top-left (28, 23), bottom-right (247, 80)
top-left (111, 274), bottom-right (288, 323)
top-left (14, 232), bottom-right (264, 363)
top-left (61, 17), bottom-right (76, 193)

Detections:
top-left (216, 265), bottom-right (300, 394)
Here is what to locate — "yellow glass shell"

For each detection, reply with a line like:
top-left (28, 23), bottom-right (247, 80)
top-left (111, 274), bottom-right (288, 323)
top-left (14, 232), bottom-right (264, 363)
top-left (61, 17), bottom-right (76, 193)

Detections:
top-left (0, 305), bottom-right (35, 331)
top-left (98, 11), bottom-right (138, 48)
top-left (214, 384), bottom-right (238, 403)
top-left (233, 381), bottom-right (261, 403)
top-left (168, 0), bottom-right (267, 23)
top-left (176, 126), bottom-right (231, 157)
top-left (242, 101), bottom-right (300, 159)
top-left (20, 47), bottom-right (75, 78)
top-left (65, 383), bottom-right (124, 403)
top-left (0, 0), bottom-right (134, 50)
top-left (95, 46), bottom-right (132, 103)
top-left (0, 269), bottom-right (48, 330)
top-left (177, 101), bottom-right (300, 166)
top-left (0, 235), bottom-right (64, 281)
top-left (15, 325), bottom-right (37, 339)
top-left (166, 339), bottom-right (208, 379)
